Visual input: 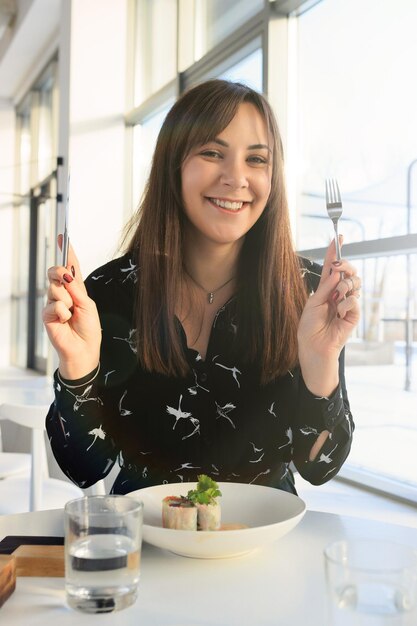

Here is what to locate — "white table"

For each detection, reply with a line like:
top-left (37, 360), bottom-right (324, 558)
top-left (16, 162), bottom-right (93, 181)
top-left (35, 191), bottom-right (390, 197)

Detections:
top-left (1, 508), bottom-right (417, 625)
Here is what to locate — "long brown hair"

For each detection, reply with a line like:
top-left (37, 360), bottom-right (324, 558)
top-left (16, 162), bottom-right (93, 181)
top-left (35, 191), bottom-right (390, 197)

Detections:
top-left (124, 80), bottom-right (308, 384)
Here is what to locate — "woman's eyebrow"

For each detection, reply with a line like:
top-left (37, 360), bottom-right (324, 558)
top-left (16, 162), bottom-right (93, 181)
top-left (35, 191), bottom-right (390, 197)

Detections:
top-left (248, 143), bottom-right (272, 153)
top-left (212, 138), bottom-right (272, 153)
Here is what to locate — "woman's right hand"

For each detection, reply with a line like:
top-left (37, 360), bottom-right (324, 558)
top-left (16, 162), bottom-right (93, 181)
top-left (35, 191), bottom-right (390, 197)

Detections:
top-left (42, 239), bottom-right (102, 380)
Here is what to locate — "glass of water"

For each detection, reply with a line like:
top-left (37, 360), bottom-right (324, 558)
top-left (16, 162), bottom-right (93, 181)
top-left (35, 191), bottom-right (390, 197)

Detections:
top-left (324, 539), bottom-right (417, 625)
top-left (64, 495), bottom-right (143, 613)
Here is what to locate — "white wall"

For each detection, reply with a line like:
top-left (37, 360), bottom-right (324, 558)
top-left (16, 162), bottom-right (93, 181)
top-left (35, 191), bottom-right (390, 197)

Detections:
top-left (0, 0), bottom-right (130, 370)
top-left (67, 0), bottom-right (129, 278)
top-left (0, 101), bottom-right (15, 366)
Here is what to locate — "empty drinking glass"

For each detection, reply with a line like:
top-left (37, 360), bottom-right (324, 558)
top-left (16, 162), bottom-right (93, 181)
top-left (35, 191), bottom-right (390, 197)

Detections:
top-left (324, 538), bottom-right (417, 625)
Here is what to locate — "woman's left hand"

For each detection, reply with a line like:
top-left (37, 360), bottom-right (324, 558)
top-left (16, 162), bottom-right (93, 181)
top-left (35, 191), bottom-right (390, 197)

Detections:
top-left (297, 238), bottom-right (361, 396)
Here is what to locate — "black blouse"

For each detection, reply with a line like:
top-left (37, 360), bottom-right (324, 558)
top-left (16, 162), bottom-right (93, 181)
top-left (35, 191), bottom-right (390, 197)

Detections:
top-left (46, 253), bottom-right (354, 495)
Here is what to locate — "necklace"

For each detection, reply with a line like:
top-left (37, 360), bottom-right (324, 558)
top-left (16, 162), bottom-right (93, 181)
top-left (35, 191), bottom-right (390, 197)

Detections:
top-left (184, 269), bottom-right (235, 304)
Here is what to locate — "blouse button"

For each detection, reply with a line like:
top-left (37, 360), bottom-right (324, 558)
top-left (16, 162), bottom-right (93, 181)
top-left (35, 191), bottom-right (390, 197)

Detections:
top-left (327, 402), bottom-right (335, 412)
top-left (200, 372), bottom-right (208, 383)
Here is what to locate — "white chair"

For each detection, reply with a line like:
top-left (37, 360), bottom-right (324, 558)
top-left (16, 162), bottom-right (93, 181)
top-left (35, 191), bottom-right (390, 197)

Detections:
top-left (0, 403), bottom-right (86, 513)
top-left (0, 377), bottom-right (47, 482)
top-left (0, 451), bottom-right (31, 479)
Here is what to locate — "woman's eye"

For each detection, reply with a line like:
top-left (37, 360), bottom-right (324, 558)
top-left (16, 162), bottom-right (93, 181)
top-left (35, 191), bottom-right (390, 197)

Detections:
top-left (248, 155), bottom-right (268, 165)
top-left (200, 150), bottom-right (222, 159)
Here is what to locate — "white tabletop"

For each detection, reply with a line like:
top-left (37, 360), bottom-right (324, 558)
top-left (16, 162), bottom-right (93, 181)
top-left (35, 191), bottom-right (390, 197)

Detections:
top-left (1, 508), bottom-right (417, 625)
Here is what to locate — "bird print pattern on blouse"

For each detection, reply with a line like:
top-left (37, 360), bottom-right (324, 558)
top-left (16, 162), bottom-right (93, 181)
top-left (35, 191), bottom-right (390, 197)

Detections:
top-left (166, 394), bottom-right (201, 441)
top-left (46, 253), bottom-right (354, 495)
top-left (87, 425), bottom-right (106, 451)
top-left (66, 385), bottom-right (103, 412)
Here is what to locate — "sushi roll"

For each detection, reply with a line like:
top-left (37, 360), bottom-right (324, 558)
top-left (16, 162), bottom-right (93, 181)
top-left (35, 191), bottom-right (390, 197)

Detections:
top-left (196, 502), bottom-right (221, 530)
top-left (162, 496), bottom-right (197, 530)
top-left (161, 475), bottom-right (222, 531)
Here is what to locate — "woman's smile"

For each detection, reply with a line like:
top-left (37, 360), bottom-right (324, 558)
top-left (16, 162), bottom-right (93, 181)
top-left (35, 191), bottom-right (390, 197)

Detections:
top-left (205, 197), bottom-right (252, 213)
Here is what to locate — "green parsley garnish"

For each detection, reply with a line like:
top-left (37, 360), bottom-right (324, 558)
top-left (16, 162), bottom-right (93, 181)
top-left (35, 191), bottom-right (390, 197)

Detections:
top-left (186, 474), bottom-right (222, 505)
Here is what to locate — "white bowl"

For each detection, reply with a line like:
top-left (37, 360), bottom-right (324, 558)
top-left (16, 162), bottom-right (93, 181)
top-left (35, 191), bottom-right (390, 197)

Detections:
top-left (128, 482), bottom-right (306, 559)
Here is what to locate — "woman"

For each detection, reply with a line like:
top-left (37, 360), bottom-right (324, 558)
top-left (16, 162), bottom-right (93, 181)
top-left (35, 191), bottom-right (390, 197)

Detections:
top-left (43, 79), bottom-right (360, 494)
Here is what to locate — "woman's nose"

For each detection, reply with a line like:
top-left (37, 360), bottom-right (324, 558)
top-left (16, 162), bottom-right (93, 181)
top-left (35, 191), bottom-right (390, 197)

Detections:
top-left (219, 159), bottom-right (249, 188)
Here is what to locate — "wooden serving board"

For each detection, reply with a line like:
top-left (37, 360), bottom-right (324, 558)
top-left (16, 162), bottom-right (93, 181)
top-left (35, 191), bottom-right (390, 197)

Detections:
top-left (0, 555), bottom-right (16, 608)
top-left (12, 545), bottom-right (64, 577)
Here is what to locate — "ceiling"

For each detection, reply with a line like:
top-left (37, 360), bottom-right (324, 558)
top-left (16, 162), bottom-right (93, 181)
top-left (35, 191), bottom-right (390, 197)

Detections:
top-left (0, 0), bottom-right (60, 101)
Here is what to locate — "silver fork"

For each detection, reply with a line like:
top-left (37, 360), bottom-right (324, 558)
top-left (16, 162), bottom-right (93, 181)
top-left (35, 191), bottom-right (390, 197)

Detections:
top-left (325, 178), bottom-right (343, 262)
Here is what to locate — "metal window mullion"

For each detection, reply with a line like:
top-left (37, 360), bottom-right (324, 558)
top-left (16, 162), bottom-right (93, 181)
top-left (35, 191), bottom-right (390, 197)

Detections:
top-left (270, 0), bottom-right (324, 17)
top-left (27, 189), bottom-right (38, 369)
top-left (46, 63), bottom-right (60, 377)
top-left (177, 0), bottom-right (196, 74)
top-left (125, 78), bottom-right (179, 126)
top-left (262, 7), bottom-right (269, 94)
top-left (29, 91), bottom-right (41, 187)
top-left (50, 61), bottom-right (59, 163)
top-left (11, 113), bottom-right (23, 365)
top-left (123, 0), bottom-right (137, 223)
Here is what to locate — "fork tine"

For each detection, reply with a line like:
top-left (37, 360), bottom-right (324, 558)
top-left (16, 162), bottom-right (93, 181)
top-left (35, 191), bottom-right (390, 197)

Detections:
top-left (328, 178), bottom-right (334, 203)
top-left (325, 178), bottom-right (335, 204)
top-left (333, 178), bottom-right (341, 203)
top-left (330, 178), bottom-right (336, 204)
top-left (325, 178), bottom-right (342, 205)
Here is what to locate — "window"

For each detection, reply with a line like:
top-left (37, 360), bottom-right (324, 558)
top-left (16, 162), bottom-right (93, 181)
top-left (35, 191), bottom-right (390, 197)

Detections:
top-left (134, 0), bottom-right (177, 105)
top-left (132, 100), bottom-right (175, 209)
top-left (194, 0), bottom-right (264, 61)
top-left (296, 0), bottom-right (417, 499)
top-left (218, 47), bottom-right (263, 92)
top-left (296, 0), bottom-right (417, 246)
top-left (128, 0), bottom-right (417, 499)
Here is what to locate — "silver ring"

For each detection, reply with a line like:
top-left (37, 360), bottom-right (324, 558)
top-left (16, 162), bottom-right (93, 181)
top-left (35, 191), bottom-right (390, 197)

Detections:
top-left (345, 276), bottom-right (361, 293)
top-left (341, 277), bottom-right (354, 292)
top-left (352, 276), bottom-right (362, 291)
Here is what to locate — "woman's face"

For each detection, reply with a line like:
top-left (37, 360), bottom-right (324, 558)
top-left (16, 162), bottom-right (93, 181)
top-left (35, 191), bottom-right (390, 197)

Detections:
top-left (181, 102), bottom-right (272, 247)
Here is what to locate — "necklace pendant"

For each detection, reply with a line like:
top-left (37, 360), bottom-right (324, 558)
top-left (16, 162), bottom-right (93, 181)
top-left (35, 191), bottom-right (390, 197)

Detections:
top-left (208, 292), bottom-right (214, 304)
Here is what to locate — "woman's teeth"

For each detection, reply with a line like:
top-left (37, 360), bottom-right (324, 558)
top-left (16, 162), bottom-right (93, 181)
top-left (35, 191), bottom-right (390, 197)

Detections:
top-left (210, 198), bottom-right (244, 211)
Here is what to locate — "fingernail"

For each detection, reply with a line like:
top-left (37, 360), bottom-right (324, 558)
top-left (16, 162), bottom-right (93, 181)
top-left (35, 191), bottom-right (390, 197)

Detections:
top-left (332, 261), bottom-right (342, 266)
top-left (63, 273), bottom-right (73, 283)
top-left (71, 265), bottom-right (76, 278)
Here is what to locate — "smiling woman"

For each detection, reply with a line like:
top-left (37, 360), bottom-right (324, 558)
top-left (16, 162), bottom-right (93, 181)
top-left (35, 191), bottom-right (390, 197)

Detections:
top-left (43, 79), bottom-right (360, 498)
